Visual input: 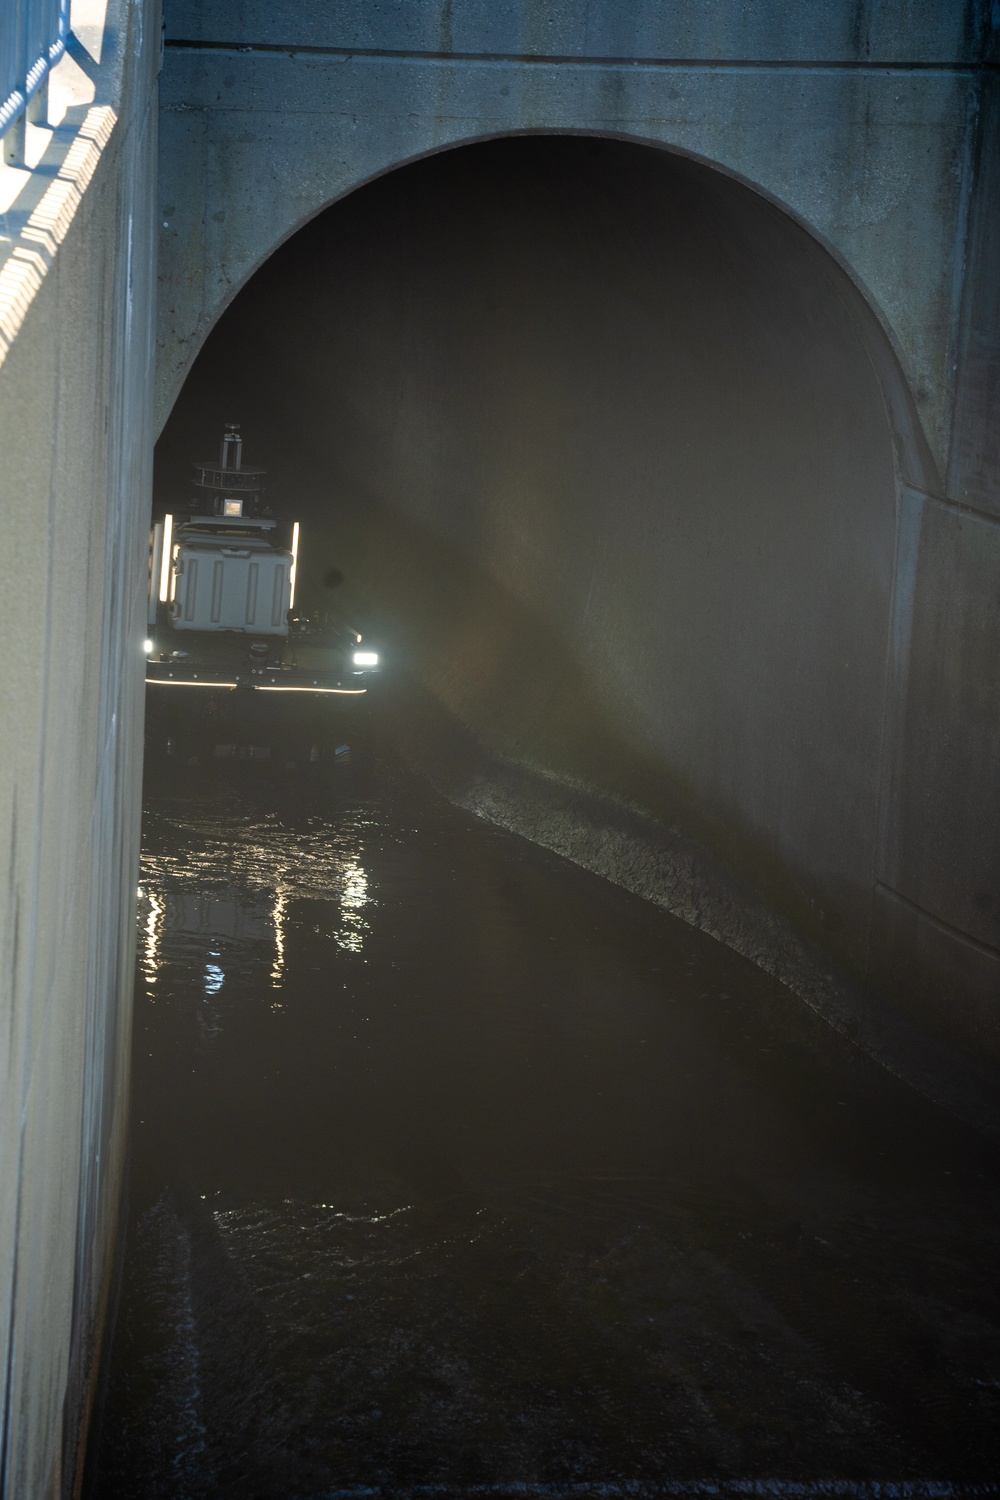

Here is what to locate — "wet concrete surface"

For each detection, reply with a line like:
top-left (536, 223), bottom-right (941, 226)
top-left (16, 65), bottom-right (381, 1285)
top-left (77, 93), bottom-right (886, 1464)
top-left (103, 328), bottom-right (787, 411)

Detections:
top-left (90, 712), bottom-right (1000, 1497)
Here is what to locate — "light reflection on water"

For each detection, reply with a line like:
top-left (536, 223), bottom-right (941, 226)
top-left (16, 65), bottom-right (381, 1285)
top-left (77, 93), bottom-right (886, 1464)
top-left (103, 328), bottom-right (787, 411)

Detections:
top-left (140, 886), bottom-right (165, 992)
top-left (336, 856), bottom-right (369, 953)
top-left (271, 884), bottom-right (286, 990)
top-left (136, 806), bottom-right (376, 1009)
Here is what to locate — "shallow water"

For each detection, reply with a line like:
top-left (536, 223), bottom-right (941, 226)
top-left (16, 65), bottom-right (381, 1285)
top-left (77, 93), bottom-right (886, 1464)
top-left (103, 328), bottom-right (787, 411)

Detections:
top-left (91, 729), bottom-right (1000, 1497)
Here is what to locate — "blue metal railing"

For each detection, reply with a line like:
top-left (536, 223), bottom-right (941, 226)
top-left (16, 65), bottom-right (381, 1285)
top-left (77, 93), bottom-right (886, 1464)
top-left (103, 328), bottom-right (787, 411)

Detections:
top-left (0, 0), bottom-right (70, 139)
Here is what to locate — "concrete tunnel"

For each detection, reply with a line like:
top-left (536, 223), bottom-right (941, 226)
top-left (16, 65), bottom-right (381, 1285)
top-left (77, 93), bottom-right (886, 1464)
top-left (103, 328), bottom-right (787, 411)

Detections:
top-left (2, 0), bottom-right (998, 1473)
top-left (157, 134), bottom-right (949, 1064)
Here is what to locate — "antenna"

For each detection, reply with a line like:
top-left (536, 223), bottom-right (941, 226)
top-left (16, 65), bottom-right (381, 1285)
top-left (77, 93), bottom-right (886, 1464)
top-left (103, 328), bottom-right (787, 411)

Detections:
top-left (220, 422), bottom-right (243, 470)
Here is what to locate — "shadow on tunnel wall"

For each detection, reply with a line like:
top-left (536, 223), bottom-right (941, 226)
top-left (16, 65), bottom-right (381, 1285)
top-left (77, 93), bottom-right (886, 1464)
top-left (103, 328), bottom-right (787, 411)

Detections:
top-left (156, 136), bottom-right (993, 1073)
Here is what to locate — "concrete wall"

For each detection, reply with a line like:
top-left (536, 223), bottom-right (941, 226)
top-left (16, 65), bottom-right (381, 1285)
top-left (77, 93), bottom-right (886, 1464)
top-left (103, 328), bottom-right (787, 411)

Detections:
top-left (157, 0), bottom-right (988, 476)
top-left (0, 1), bottom-right (158, 1492)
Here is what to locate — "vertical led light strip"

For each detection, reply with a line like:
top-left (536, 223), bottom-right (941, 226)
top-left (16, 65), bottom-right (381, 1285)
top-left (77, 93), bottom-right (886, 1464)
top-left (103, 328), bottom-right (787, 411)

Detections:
top-left (289, 522), bottom-right (300, 609)
top-left (158, 514), bottom-right (174, 602)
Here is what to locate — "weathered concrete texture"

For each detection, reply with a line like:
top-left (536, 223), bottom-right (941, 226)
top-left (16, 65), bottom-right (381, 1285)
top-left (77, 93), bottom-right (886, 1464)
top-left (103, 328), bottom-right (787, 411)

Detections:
top-left (947, 70), bottom-right (1000, 514)
top-left (165, 0), bottom-right (986, 63)
top-left (156, 0), bottom-right (986, 478)
top-left (0, 2), bottom-right (158, 1493)
top-left (168, 127), bottom-right (997, 1073)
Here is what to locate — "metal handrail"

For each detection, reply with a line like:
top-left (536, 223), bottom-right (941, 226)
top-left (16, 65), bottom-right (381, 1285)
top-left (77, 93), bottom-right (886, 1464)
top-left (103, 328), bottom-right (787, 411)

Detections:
top-left (1, 0), bottom-right (70, 139)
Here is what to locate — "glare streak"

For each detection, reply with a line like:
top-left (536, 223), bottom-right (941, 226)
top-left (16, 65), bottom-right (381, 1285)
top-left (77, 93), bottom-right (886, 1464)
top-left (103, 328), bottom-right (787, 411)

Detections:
top-left (145, 679), bottom-right (238, 688)
top-left (254, 685), bottom-right (366, 695)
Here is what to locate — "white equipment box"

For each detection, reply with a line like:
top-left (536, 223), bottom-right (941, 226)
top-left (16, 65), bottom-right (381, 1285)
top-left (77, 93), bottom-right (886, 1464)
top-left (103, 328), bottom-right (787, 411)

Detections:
top-left (169, 535), bottom-right (292, 636)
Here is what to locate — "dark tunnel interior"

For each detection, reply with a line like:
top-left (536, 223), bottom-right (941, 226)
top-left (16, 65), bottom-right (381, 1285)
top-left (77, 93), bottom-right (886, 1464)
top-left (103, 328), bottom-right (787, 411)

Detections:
top-left (156, 135), bottom-right (928, 984)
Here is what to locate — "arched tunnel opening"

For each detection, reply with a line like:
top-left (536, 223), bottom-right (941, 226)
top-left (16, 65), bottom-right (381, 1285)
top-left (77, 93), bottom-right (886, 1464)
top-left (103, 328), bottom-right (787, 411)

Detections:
top-left (89, 137), bottom-right (1000, 1492)
top-left (155, 133), bottom-right (923, 979)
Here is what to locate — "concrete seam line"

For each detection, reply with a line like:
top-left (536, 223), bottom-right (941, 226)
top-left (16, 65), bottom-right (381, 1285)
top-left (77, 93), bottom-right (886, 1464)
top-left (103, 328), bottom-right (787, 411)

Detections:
top-left (0, 104), bottom-right (117, 369)
top-left (874, 880), bottom-right (1000, 962)
top-left (161, 40), bottom-right (991, 74)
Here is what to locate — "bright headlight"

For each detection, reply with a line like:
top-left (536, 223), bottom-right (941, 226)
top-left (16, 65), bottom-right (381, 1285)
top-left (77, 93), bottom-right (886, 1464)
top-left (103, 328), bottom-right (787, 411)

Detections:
top-left (353, 651), bottom-right (379, 667)
top-left (143, 639), bottom-right (154, 655)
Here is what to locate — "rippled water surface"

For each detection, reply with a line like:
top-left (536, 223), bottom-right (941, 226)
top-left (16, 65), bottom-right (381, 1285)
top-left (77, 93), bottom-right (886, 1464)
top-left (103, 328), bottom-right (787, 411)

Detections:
top-left (91, 730), bottom-right (1000, 1497)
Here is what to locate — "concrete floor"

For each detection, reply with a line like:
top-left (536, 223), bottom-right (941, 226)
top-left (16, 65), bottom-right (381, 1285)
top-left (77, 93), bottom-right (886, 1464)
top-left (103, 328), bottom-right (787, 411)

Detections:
top-left (90, 705), bottom-right (1000, 1496)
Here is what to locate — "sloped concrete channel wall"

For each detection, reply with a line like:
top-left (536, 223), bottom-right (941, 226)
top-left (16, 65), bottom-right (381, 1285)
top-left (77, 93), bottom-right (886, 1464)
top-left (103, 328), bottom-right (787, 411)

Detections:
top-left (0, 1), bottom-right (158, 1492)
top-left (159, 3), bottom-right (1000, 1088)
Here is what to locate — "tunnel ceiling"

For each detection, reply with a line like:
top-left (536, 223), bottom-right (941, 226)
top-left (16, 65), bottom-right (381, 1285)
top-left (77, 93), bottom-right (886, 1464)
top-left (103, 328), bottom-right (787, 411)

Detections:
top-left (159, 134), bottom-right (910, 978)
